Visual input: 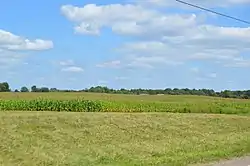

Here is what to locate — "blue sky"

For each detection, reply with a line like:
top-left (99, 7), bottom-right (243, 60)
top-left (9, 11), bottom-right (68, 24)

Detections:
top-left (0, 0), bottom-right (250, 91)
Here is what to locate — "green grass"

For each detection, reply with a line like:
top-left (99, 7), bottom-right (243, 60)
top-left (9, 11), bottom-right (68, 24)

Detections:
top-left (0, 92), bottom-right (250, 165)
top-left (0, 112), bottom-right (250, 166)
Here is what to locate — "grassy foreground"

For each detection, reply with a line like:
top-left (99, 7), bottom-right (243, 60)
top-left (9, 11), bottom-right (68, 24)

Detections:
top-left (0, 112), bottom-right (250, 166)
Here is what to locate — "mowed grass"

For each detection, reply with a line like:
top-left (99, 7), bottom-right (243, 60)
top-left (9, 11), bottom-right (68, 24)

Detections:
top-left (0, 112), bottom-right (250, 166)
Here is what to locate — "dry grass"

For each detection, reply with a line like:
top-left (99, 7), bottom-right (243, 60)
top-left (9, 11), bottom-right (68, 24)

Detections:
top-left (0, 112), bottom-right (250, 166)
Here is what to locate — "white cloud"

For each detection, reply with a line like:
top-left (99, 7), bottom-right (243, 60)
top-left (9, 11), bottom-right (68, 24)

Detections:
top-left (61, 2), bottom-right (250, 68)
top-left (0, 29), bottom-right (53, 67)
top-left (3, 39), bottom-right (53, 51)
top-left (61, 4), bottom-right (197, 38)
top-left (59, 60), bottom-right (75, 66)
top-left (61, 66), bottom-right (84, 72)
top-left (59, 60), bottom-right (85, 73)
top-left (0, 30), bottom-right (53, 50)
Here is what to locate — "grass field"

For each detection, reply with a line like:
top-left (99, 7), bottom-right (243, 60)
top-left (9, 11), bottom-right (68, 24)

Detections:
top-left (0, 112), bottom-right (250, 166)
top-left (0, 92), bottom-right (250, 166)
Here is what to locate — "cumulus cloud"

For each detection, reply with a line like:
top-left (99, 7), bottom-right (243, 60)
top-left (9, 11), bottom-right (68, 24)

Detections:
top-left (61, 2), bottom-right (250, 68)
top-left (0, 30), bottom-right (53, 50)
top-left (0, 29), bottom-right (53, 67)
top-left (61, 4), bottom-right (197, 38)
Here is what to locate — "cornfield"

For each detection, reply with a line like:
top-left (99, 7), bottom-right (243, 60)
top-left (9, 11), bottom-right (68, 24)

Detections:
top-left (0, 99), bottom-right (102, 112)
top-left (0, 98), bottom-right (250, 115)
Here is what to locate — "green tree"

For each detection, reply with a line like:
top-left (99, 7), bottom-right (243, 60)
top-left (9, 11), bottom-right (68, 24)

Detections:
top-left (50, 88), bottom-right (58, 92)
top-left (0, 82), bottom-right (10, 92)
top-left (20, 86), bottom-right (29, 92)
top-left (31, 85), bottom-right (37, 92)
top-left (40, 87), bottom-right (49, 92)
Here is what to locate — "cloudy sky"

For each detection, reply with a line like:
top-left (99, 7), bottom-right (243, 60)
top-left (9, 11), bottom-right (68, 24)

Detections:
top-left (1, 0), bottom-right (250, 91)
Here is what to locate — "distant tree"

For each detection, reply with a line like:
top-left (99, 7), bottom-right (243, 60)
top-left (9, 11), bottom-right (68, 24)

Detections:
top-left (14, 89), bottom-right (19, 92)
top-left (3, 82), bottom-right (10, 91)
top-left (31, 85), bottom-right (37, 92)
top-left (245, 90), bottom-right (250, 97)
top-left (20, 86), bottom-right (29, 92)
top-left (0, 82), bottom-right (10, 92)
top-left (221, 90), bottom-right (232, 98)
top-left (40, 87), bottom-right (49, 92)
top-left (241, 95), bottom-right (249, 99)
top-left (0, 84), bottom-right (5, 92)
top-left (50, 88), bottom-right (58, 92)
top-left (148, 90), bottom-right (157, 95)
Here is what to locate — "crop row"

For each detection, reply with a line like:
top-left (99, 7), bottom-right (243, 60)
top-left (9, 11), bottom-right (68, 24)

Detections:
top-left (0, 99), bottom-right (102, 112)
top-left (0, 99), bottom-right (250, 115)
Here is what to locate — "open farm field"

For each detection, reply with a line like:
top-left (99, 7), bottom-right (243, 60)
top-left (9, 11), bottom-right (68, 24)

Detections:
top-left (1, 92), bottom-right (250, 165)
top-left (0, 92), bottom-right (246, 102)
top-left (0, 92), bottom-right (250, 115)
top-left (0, 112), bottom-right (250, 166)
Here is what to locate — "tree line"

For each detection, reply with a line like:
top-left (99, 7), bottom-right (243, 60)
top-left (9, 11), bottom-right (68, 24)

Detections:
top-left (0, 82), bottom-right (250, 99)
